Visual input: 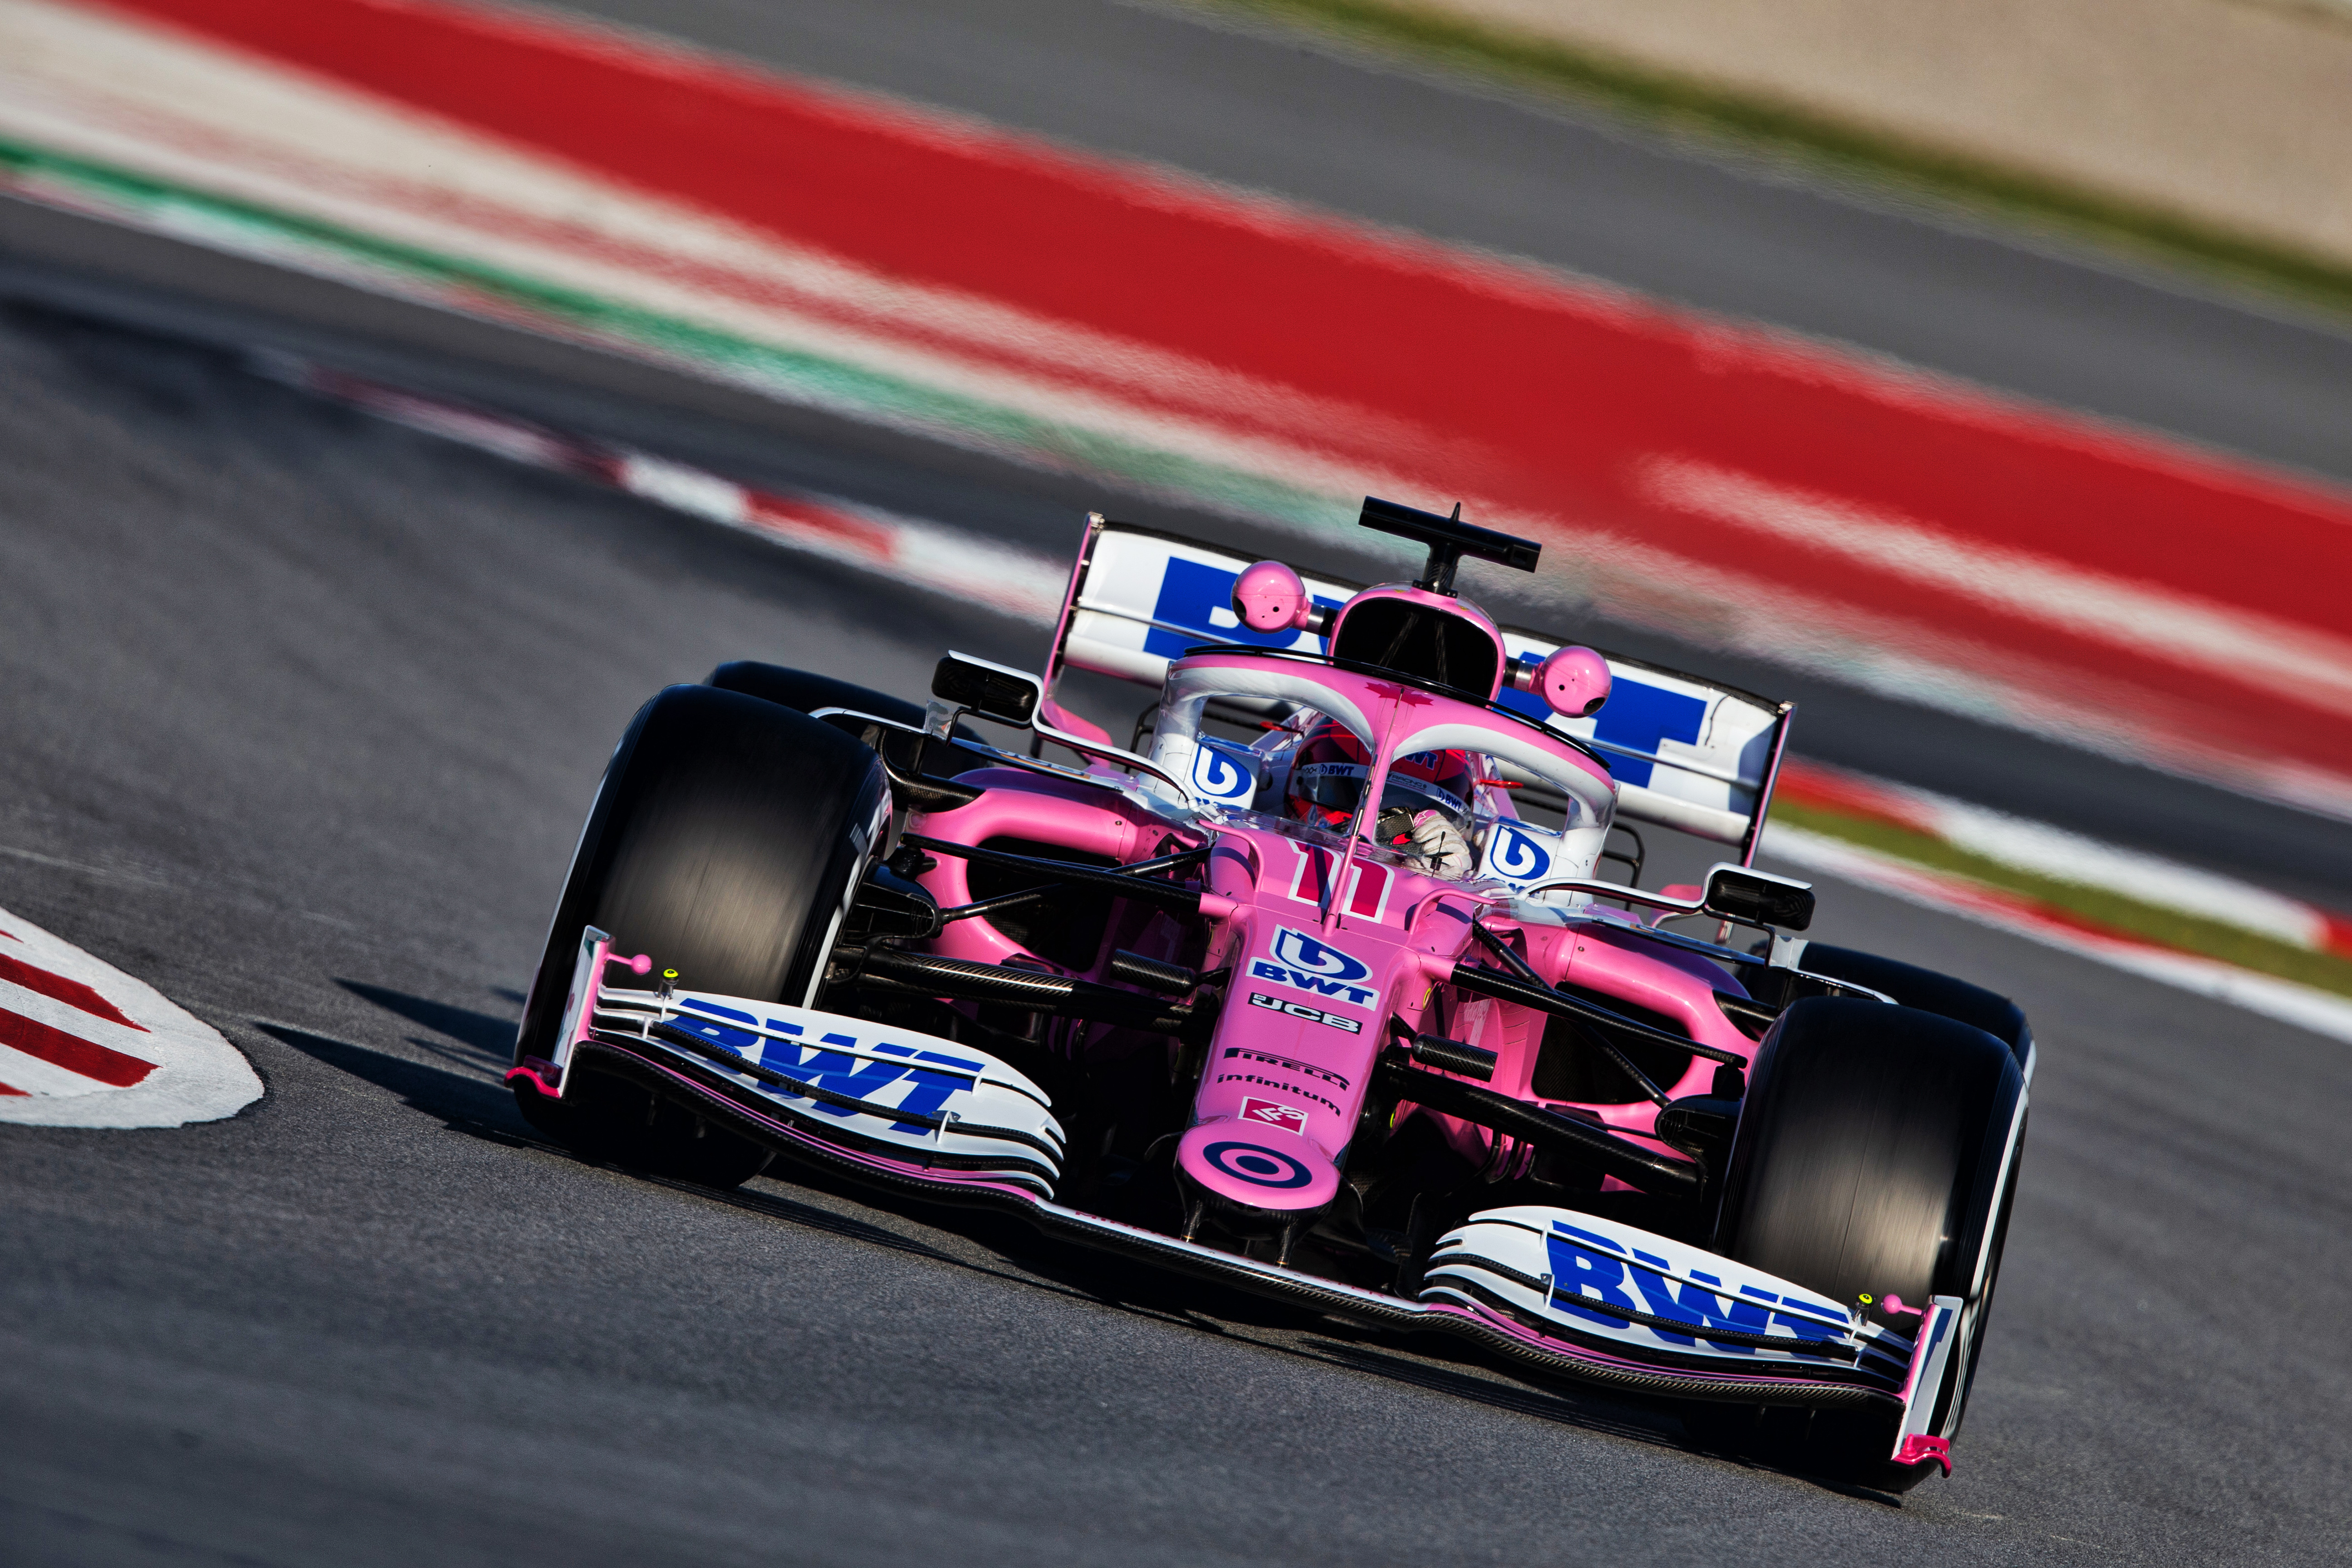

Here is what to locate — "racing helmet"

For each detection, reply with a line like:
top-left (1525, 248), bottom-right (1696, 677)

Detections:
top-left (1284, 719), bottom-right (1477, 847)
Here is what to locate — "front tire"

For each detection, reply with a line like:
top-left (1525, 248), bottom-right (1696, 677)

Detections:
top-left (1795, 943), bottom-right (2033, 1076)
top-left (513, 684), bottom-right (888, 1187)
top-left (706, 660), bottom-right (977, 741)
top-left (1690, 997), bottom-right (2026, 1490)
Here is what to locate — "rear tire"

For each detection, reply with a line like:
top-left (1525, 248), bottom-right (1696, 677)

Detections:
top-left (1690, 997), bottom-right (2026, 1490)
top-left (513, 684), bottom-right (888, 1188)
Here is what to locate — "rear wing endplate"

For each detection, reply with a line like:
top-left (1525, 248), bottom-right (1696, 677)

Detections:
top-left (1040, 515), bottom-right (1793, 859)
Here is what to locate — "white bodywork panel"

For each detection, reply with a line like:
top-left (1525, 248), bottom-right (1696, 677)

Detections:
top-left (550, 930), bottom-right (1063, 1195)
top-left (1422, 1206), bottom-right (1914, 1379)
top-left (1047, 520), bottom-right (1790, 850)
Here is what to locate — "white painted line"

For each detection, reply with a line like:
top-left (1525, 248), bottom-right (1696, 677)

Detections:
top-left (1642, 455), bottom-right (2352, 720)
top-left (1779, 759), bottom-right (2352, 955)
top-left (0, 906), bottom-right (261, 1127)
top-left (1762, 825), bottom-right (2352, 1047)
top-left (264, 360), bottom-right (1068, 626)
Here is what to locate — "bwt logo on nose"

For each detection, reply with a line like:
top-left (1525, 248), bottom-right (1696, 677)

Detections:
top-left (1272, 926), bottom-right (1370, 980)
top-left (1250, 926), bottom-right (1377, 1008)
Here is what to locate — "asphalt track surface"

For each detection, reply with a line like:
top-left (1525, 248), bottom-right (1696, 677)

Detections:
top-left (3, 291), bottom-right (2351, 1563)
top-left (1, 5), bottom-right (2349, 1560)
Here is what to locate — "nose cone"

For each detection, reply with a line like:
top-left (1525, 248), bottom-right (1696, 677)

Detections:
top-left (1175, 1120), bottom-right (1342, 1235)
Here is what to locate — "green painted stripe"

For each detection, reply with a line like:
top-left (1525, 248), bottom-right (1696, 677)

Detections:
top-left (0, 136), bottom-right (1374, 538)
top-left (1772, 797), bottom-right (2352, 1000)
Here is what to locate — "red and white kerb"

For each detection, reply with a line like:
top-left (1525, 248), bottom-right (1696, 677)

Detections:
top-left (0, 907), bottom-right (260, 1128)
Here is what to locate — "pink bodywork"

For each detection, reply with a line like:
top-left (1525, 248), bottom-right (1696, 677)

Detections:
top-left (499, 527), bottom-right (1970, 1469)
top-left (1230, 559), bottom-right (1315, 633)
top-left (909, 648), bottom-right (1758, 1233)
top-left (1893, 1434), bottom-right (1954, 1475)
top-left (504, 563), bottom-right (1961, 1465)
top-left (1522, 644), bottom-right (1612, 718)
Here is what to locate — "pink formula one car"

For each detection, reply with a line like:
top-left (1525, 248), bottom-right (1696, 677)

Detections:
top-left (509, 499), bottom-right (2031, 1490)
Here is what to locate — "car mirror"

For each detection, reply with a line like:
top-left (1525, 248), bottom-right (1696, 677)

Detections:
top-left (931, 652), bottom-right (1043, 728)
top-left (1511, 645), bottom-right (1612, 717)
top-left (1703, 863), bottom-right (1815, 931)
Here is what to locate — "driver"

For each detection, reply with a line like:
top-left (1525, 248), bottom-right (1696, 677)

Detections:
top-left (1284, 719), bottom-right (1478, 878)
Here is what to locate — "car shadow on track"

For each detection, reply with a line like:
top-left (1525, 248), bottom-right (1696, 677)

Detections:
top-left (715, 1162), bottom-right (1914, 1501)
top-left (711, 1154), bottom-right (1727, 1468)
top-left (252, 1018), bottom-right (529, 1134)
top-left (335, 979), bottom-right (517, 1073)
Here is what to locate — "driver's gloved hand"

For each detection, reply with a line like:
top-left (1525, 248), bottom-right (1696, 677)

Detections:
top-left (1405, 809), bottom-right (1472, 879)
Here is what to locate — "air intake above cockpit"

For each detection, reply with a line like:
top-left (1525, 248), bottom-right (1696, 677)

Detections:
top-left (1326, 595), bottom-right (1502, 699)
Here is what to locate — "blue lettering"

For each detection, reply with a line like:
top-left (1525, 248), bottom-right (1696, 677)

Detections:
top-left (1142, 558), bottom-right (1338, 660)
top-left (1733, 1282), bottom-right (1833, 1340)
top-left (865, 1039), bottom-right (986, 1074)
top-left (1682, 1270), bottom-right (1772, 1341)
top-left (754, 1024), bottom-right (806, 1075)
top-left (774, 1032), bottom-right (914, 1119)
top-left (670, 1014), bottom-right (979, 1136)
top-left (1270, 926), bottom-right (1371, 983)
top-left (1631, 1269), bottom-right (1773, 1353)
top-left (1544, 1232), bottom-right (1642, 1326)
top-left (1590, 681), bottom-right (1707, 789)
top-left (1290, 971), bottom-right (1374, 1006)
top-left (1486, 821), bottom-right (1553, 882)
top-left (1627, 1264), bottom-right (1702, 1347)
top-left (667, 1014), bottom-right (761, 1057)
top-left (887, 1065), bottom-right (970, 1131)
top-left (1192, 738), bottom-right (1258, 804)
top-left (1679, 1284), bottom-right (1771, 1342)
top-left (862, 1040), bottom-right (978, 1130)
top-left (1546, 1227), bottom-right (1782, 1352)
top-left (1249, 959), bottom-right (1373, 1009)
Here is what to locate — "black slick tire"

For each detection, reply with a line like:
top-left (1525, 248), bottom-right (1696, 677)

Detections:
top-left (512, 683), bottom-right (888, 1188)
top-left (1688, 997), bottom-right (2027, 1491)
top-left (1793, 944), bottom-right (2034, 1075)
top-left (707, 661), bottom-right (978, 742)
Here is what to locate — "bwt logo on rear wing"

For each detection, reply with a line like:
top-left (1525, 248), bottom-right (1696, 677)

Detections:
top-left (1040, 516), bottom-right (1793, 857)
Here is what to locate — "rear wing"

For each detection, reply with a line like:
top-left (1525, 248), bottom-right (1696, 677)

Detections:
top-left (1041, 515), bottom-right (1793, 860)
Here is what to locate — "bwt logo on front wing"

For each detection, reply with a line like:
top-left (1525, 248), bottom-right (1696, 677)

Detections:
top-left (1250, 926), bottom-right (1377, 1008)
